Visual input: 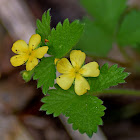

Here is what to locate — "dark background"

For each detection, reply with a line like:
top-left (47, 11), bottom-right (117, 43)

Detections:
top-left (0, 0), bottom-right (140, 140)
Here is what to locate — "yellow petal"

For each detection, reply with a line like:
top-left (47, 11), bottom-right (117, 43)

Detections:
top-left (56, 58), bottom-right (75, 74)
top-left (10, 54), bottom-right (28, 67)
top-left (32, 46), bottom-right (48, 59)
top-left (70, 50), bottom-right (86, 69)
top-left (29, 34), bottom-right (41, 50)
top-left (26, 57), bottom-right (38, 71)
top-left (79, 62), bottom-right (100, 77)
top-left (56, 74), bottom-right (75, 90)
top-left (12, 40), bottom-right (28, 54)
top-left (54, 58), bottom-right (60, 65)
top-left (75, 74), bottom-right (90, 95)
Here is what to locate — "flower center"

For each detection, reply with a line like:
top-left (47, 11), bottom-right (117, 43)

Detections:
top-left (28, 48), bottom-right (34, 56)
top-left (28, 51), bottom-right (32, 56)
top-left (28, 51), bottom-right (32, 57)
top-left (74, 67), bottom-right (81, 75)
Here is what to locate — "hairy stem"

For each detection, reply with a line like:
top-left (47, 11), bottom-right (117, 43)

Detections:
top-left (117, 46), bottom-right (134, 63)
top-left (91, 56), bottom-right (132, 67)
top-left (94, 89), bottom-right (140, 96)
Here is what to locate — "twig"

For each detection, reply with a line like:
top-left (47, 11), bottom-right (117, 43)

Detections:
top-left (94, 89), bottom-right (140, 96)
top-left (91, 56), bottom-right (132, 67)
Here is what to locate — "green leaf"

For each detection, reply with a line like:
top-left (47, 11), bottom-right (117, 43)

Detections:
top-left (118, 10), bottom-right (140, 46)
top-left (88, 64), bottom-right (129, 93)
top-left (47, 19), bottom-right (84, 58)
top-left (76, 18), bottom-right (113, 57)
top-left (80, 0), bottom-right (127, 33)
top-left (41, 85), bottom-right (106, 137)
top-left (36, 9), bottom-right (51, 45)
top-left (33, 57), bottom-right (56, 95)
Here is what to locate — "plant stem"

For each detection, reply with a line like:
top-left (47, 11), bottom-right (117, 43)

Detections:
top-left (120, 101), bottom-right (140, 119)
top-left (118, 45), bottom-right (134, 63)
top-left (94, 89), bottom-right (140, 96)
top-left (103, 101), bottom-right (140, 121)
top-left (91, 56), bottom-right (132, 67)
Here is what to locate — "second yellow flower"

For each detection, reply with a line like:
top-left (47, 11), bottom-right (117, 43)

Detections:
top-left (56, 50), bottom-right (100, 95)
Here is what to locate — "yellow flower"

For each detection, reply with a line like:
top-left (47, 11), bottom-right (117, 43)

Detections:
top-left (54, 58), bottom-right (60, 65)
top-left (56, 50), bottom-right (100, 95)
top-left (10, 34), bottom-right (48, 71)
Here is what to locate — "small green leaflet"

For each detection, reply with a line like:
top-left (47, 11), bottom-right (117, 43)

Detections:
top-left (41, 85), bottom-right (106, 137)
top-left (80, 0), bottom-right (127, 33)
top-left (88, 63), bottom-right (129, 93)
top-left (33, 57), bottom-right (56, 95)
top-left (36, 9), bottom-right (51, 45)
top-left (76, 18), bottom-right (113, 57)
top-left (47, 19), bottom-right (84, 58)
top-left (118, 10), bottom-right (140, 47)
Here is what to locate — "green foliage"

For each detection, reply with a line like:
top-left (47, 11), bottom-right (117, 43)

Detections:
top-left (41, 85), bottom-right (106, 137)
top-left (47, 19), bottom-right (84, 58)
top-left (19, 5), bottom-right (131, 137)
top-left (21, 69), bottom-right (34, 82)
top-left (80, 0), bottom-right (127, 33)
top-left (118, 10), bottom-right (140, 46)
top-left (33, 57), bottom-right (56, 95)
top-left (76, 0), bottom-right (128, 56)
top-left (76, 18), bottom-right (113, 57)
top-left (88, 64), bottom-right (129, 93)
top-left (36, 9), bottom-right (51, 45)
